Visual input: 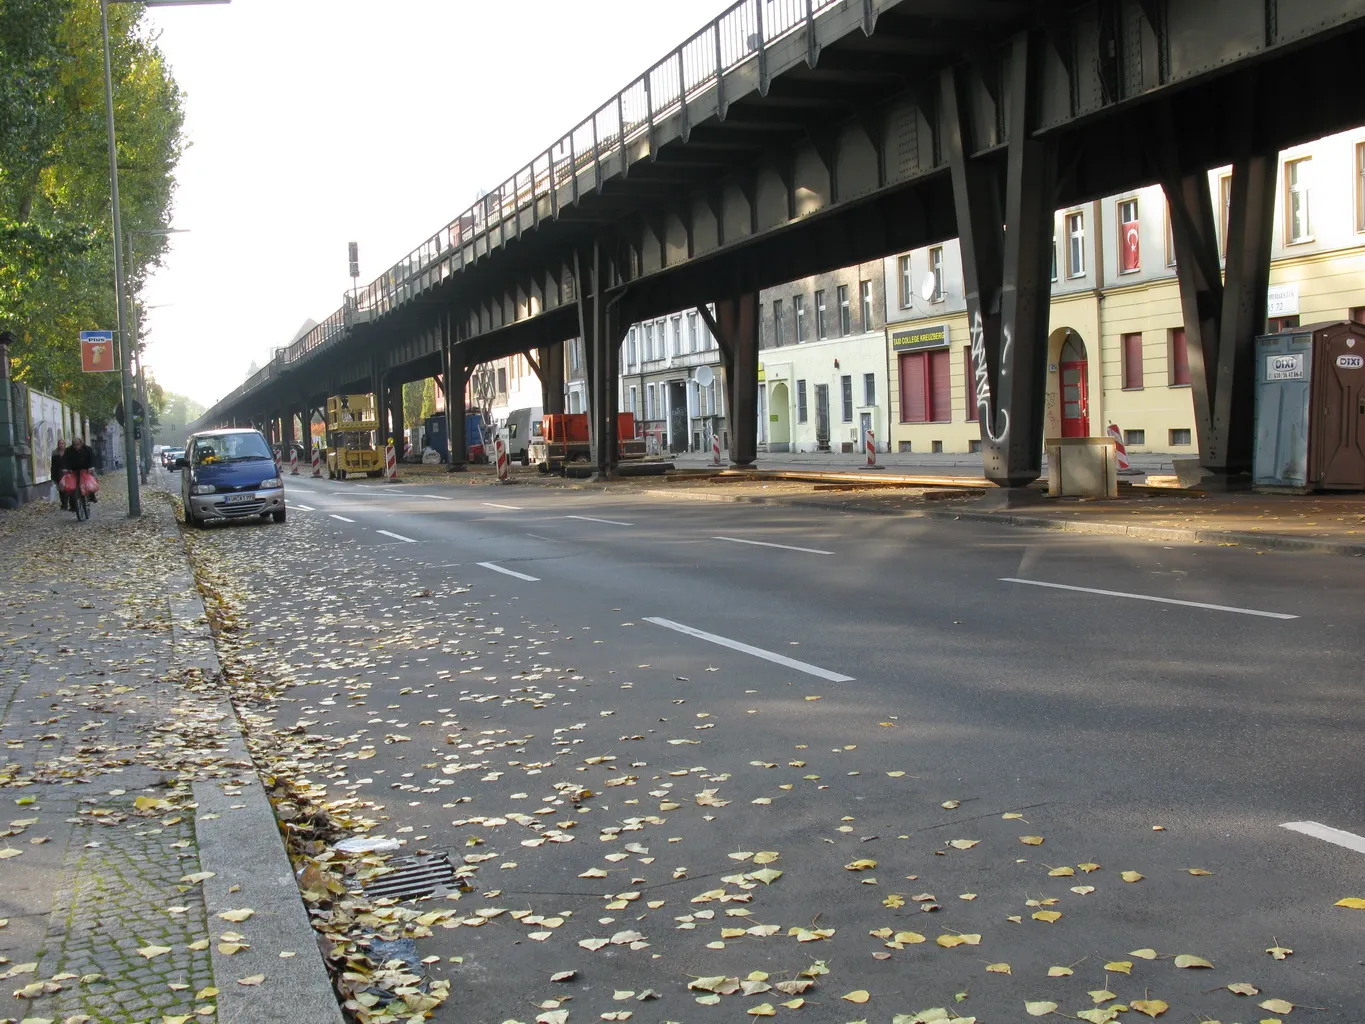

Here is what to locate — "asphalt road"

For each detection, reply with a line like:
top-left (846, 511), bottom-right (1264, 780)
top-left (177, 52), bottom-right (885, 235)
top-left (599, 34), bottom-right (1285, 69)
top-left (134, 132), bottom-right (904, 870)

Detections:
top-left (181, 471), bottom-right (1365, 1024)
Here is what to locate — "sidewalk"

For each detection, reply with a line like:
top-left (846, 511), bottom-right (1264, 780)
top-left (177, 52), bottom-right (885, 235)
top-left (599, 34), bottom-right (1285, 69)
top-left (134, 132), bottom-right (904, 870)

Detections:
top-left (669, 447), bottom-right (1177, 477)
top-left (0, 477), bottom-right (337, 1024)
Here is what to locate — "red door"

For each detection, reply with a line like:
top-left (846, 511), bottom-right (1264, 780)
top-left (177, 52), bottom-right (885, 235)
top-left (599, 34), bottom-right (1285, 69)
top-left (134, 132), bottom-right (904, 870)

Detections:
top-left (1061, 360), bottom-right (1090, 437)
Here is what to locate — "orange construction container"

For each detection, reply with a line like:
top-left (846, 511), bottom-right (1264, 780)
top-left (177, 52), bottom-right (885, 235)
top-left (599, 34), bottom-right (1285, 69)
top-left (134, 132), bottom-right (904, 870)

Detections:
top-left (616, 412), bottom-right (637, 440)
top-left (542, 413), bottom-right (590, 445)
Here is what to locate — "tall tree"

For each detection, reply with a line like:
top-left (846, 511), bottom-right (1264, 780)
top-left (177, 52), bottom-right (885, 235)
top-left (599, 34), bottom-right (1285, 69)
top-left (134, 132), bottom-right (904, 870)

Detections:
top-left (1, 0), bottom-right (185, 424)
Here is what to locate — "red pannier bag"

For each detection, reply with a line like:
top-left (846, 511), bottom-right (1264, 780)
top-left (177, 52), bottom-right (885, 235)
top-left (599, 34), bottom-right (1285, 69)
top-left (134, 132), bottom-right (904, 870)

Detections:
top-left (78, 470), bottom-right (99, 496)
top-left (58, 470), bottom-right (77, 494)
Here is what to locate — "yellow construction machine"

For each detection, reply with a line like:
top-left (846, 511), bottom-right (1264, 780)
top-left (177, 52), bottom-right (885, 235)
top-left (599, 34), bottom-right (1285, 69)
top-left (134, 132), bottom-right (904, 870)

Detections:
top-left (324, 394), bottom-right (385, 479)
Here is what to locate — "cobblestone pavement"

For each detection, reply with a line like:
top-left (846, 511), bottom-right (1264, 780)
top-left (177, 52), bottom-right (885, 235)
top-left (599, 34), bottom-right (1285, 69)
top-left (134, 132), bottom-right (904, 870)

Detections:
top-left (0, 478), bottom-right (228, 1024)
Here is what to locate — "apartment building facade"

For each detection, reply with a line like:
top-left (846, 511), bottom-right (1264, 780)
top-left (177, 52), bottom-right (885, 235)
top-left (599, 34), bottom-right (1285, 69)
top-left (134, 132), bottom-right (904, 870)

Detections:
top-left (882, 126), bottom-right (1365, 455)
top-left (619, 308), bottom-right (726, 453)
top-left (756, 261), bottom-right (888, 453)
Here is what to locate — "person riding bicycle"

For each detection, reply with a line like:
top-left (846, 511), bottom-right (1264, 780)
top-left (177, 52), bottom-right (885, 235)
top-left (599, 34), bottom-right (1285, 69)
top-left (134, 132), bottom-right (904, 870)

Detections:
top-left (51, 439), bottom-right (70, 510)
top-left (63, 437), bottom-right (96, 504)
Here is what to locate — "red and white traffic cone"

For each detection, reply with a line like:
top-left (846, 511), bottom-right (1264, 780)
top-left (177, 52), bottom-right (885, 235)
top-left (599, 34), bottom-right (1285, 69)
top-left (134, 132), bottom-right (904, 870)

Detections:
top-left (289, 447), bottom-right (299, 476)
top-left (711, 432), bottom-right (721, 466)
top-left (1107, 422), bottom-right (1133, 473)
top-left (385, 439), bottom-right (398, 481)
top-left (495, 435), bottom-right (509, 482)
top-left (311, 444), bottom-right (322, 478)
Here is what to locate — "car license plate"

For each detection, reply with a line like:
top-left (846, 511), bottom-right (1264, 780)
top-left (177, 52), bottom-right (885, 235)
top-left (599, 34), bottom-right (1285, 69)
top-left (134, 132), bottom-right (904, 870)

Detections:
top-left (224, 493), bottom-right (255, 504)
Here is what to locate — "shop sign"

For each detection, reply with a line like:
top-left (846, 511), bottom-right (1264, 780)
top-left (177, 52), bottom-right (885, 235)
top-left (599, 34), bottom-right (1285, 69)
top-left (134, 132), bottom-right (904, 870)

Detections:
top-left (890, 323), bottom-right (950, 352)
top-left (1266, 353), bottom-right (1305, 380)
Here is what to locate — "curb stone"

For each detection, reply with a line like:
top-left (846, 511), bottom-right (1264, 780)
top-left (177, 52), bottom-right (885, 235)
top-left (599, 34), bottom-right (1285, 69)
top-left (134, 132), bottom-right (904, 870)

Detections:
top-left (162, 521), bottom-right (346, 1024)
top-left (638, 488), bottom-right (1365, 557)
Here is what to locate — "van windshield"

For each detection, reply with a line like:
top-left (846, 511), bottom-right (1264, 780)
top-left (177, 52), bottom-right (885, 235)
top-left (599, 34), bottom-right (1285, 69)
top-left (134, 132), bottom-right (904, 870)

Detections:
top-left (192, 432), bottom-right (273, 465)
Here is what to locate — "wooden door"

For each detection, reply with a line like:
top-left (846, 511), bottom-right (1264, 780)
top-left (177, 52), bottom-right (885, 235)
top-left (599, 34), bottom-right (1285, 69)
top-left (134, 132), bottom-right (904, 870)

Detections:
top-left (1060, 360), bottom-right (1090, 437)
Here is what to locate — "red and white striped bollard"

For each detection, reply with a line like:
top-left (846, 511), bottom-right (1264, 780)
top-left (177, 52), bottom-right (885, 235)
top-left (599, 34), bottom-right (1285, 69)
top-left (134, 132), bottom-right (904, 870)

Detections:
top-left (385, 438), bottom-right (398, 480)
top-left (311, 444), bottom-right (322, 478)
top-left (1107, 422), bottom-right (1132, 473)
top-left (711, 431), bottom-right (721, 466)
top-left (289, 447), bottom-right (299, 475)
top-left (495, 435), bottom-right (509, 482)
top-left (866, 428), bottom-right (876, 467)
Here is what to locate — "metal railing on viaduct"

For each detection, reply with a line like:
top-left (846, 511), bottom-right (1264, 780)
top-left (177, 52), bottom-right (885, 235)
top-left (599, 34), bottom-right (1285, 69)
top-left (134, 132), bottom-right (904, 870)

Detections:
top-left (191, 0), bottom-right (1365, 488)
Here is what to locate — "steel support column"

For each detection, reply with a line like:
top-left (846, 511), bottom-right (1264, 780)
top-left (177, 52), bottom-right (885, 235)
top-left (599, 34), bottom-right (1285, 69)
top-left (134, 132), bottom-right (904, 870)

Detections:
top-left (542, 342), bottom-right (566, 416)
top-left (280, 410), bottom-right (296, 463)
top-left (712, 294), bottom-right (760, 467)
top-left (373, 369), bottom-right (389, 452)
top-left (578, 241), bottom-right (624, 479)
top-left (390, 384), bottom-right (405, 455)
top-left (447, 363), bottom-right (470, 471)
top-left (943, 32), bottom-right (1056, 488)
top-left (1162, 153), bottom-right (1277, 479)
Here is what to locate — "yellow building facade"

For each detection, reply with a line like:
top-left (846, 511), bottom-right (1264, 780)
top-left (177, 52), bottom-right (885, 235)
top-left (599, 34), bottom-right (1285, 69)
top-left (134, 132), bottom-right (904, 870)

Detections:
top-left (882, 127), bottom-right (1365, 455)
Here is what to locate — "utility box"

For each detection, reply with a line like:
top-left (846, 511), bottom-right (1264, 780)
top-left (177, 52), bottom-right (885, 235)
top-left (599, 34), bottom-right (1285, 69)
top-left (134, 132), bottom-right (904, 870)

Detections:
top-left (1045, 436), bottom-right (1118, 498)
top-left (1254, 321), bottom-right (1365, 491)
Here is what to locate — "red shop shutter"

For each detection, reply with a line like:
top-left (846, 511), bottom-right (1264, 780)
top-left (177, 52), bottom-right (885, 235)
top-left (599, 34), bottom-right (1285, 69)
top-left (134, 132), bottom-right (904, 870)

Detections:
top-left (1122, 333), bottom-right (1144, 389)
top-left (929, 349), bottom-right (952, 421)
top-left (900, 353), bottom-right (927, 423)
top-left (1171, 329), bottom-right (1190, 386)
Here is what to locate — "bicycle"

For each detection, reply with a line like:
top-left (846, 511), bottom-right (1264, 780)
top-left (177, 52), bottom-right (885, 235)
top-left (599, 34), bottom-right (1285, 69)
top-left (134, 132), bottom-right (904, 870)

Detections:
top-left (72, 486), bottom-right (89, 522)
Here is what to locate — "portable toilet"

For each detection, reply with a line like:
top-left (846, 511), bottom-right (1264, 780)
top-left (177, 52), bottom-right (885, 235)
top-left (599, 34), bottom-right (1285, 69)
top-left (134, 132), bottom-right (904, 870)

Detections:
top-left (1253, 320), bottom-right (1365, 491)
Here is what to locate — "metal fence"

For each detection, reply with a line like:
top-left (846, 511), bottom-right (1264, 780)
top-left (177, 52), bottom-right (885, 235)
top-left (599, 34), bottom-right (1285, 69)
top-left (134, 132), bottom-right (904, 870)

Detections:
top-left (204, 0), bottom-right (843, 422)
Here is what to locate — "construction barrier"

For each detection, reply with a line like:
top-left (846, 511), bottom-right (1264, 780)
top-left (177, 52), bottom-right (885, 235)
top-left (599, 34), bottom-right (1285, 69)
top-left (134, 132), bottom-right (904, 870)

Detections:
top-left (289, 447), bottom-right (299, 476)
top-left (1107, 423), bottom-right (1132, 473)
top-left (495, 435), bottom-right (509, 482)
top-left (311, 445), bottom-right (322, 478)
top-left (866, 428), bottom-right (876, 467)
top-left (385, 439), bottom-right (398, 480)
top-left (711, 432), bottom-right (722, 466)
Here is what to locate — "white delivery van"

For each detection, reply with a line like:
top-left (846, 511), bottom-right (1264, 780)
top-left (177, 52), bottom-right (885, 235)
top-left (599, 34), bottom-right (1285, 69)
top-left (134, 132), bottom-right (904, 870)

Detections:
top-left (501, 407), bottom-right (543, 465)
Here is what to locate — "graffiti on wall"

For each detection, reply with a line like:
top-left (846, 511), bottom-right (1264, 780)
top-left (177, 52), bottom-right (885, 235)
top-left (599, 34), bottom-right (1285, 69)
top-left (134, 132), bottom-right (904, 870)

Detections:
top-left (969, 310), bottom-right (1008, 444)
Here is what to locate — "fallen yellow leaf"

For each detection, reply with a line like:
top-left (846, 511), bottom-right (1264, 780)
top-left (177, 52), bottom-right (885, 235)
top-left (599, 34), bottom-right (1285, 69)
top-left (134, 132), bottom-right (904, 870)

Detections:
top-left (1259, 998), bottom-right (1294, 1014)
top-left (746, 1003), bottom-right (776, 1017)
top-left (845, 859), bottom-right (877, 871)
top-left (1334, 897), bottom-right (1365, 909)
top-left (842, 990), bottom-right (871, 1003)
top-left (947, 839), bottom-right (979, 850)
top-left (1265, 945), bottom-right (1293, 960)
top-left (1130, 999), bottom-right (1168, 1018)
top-left (1047, 966), bottom-right (1073, 977)
top-left (1032, 910), bottom-right (1062, 923)
top-left (1121, 871), bottom-right (1144, 883)
top-left (1103, 961), bottom-right (1132, 974)
top-left (1019, 835), bottom-right (1045, 846)
top-left (1227, 983), bottom-right (1260, 996)
top-left (137, 945), bottom-right (172, 959)
top-left (1129, 948), bottom-right (1158, 960)
top-left (1173, 954), bottom-right (1213, 969)
top-left (1025, 1000), bottom-right (1058, 1016)
top-left (986, 963), bottom-right (1011, 975)
top-left (217, 908), bottom-right (254, 923)
top-left (236, 974), bottom-right (265, 986)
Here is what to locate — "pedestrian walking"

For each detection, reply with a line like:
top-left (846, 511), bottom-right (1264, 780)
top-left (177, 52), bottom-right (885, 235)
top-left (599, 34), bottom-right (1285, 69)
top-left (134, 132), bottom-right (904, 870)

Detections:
top-left (51, 439), bottom-right (70, 510)
top-left (63, 436), bottom-right (97, 503)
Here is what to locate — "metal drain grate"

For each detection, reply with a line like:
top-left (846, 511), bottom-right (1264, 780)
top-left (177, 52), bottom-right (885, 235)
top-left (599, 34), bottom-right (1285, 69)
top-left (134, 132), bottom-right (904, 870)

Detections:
top-left (360, 853), bottom-right (458, 901)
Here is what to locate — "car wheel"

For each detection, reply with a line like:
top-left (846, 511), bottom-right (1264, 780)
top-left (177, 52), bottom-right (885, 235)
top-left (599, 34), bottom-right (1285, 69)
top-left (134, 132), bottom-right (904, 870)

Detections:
top-left (367, 469), bottom-right (382, 478)
top-left (272, 509), bottom-right (286, 523)
top-left (184, 502), bottom-right (196, 527)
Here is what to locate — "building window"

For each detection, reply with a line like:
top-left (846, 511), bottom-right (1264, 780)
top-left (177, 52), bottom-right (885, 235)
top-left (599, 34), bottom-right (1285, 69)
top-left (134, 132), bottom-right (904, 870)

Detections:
top-left (1218, 173), bottom-right (1232, 259)
top-left (968, 438), bottom-right (982, 454)
top-left (497, 367), bottom-right (508, 393)
top-left (898, 255), bottom-right (912, 307)
top-left (1169, 328), bottom-right (1190, 386)
top-left (863, 372), bottom-right (875, 406)
top-left (840, 375), bottom-right (853, 422)
top-left (1169, 428), bottom-right (1192, 446)
top-left (962, 345), bottom-right (976, 421)
top-left (1066, 212), bottom-right (1085, 277)
top-left (1051, 232), bottom-right (1058, 282)
top-left (671, 316), bottom-right (682, 356)
top-left (1122, 333), bottom-right (1144, 389)
top-left (645, 383), bottom-right (655, 420)
top-left (644, 323), bottom-right (655, 361)
top-left (1357, 143), bottom-right (1365, 233)
top-left (929, 245), bottom-right (945, 300)
top-left (1268, 315), bottom-right (1300, 332)
top-left (837, 285), bottom-right (851, 336)
top-left (860, 280), bottom-right (873, 330)
top-left (570, 338), bottom-right (582, 371)
top-left (688, 312), bottom-right (699, 352)
top-left (1165, 207), bottom-right (1177, 267)
top-left (1351, 307), bottom-right (1365, 324)
top-left (899, 350), bottom-right (951, 423)
top-left (1118, 198), bottom-right (1140, 273)
top-left (1286, 157), bottom-right (1311, 243)
top-left (628, 385), bottom-right (639, 420)
top-left (626, 328), bottom-right (637, 369)
top-left (796, 379), bottom-right (808, 423)
top-left (772, 299), bottom-right (784, 347)
top-left (794, 295), bottom-right (806, 341)
top-left (1124, 429), bottom-right (1145, 446)
top-left (815, 289), bottom-right (828, 339)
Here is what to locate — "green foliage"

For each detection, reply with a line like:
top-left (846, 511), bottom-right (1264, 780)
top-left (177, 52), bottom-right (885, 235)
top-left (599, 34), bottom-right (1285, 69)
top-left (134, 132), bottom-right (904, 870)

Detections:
top-left (0, 0), bottom-right (185, 424)
top-left (403, 379), bottom-right (436, 429)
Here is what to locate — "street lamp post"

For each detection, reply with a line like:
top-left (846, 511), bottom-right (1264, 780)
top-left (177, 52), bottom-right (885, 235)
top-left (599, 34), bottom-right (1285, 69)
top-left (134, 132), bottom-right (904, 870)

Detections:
top-left (101, 0), bottom-right (227, 515)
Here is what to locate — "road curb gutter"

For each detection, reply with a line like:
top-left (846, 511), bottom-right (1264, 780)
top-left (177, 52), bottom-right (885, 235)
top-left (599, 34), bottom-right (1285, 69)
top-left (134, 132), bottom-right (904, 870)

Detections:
top-left (166, 534), bottom-right (346, 1024)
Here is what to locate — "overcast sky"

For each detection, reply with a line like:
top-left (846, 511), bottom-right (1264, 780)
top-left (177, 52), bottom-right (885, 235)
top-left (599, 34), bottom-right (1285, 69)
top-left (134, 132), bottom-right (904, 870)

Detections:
top-left (136, 0), bottom-right (733, 407)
